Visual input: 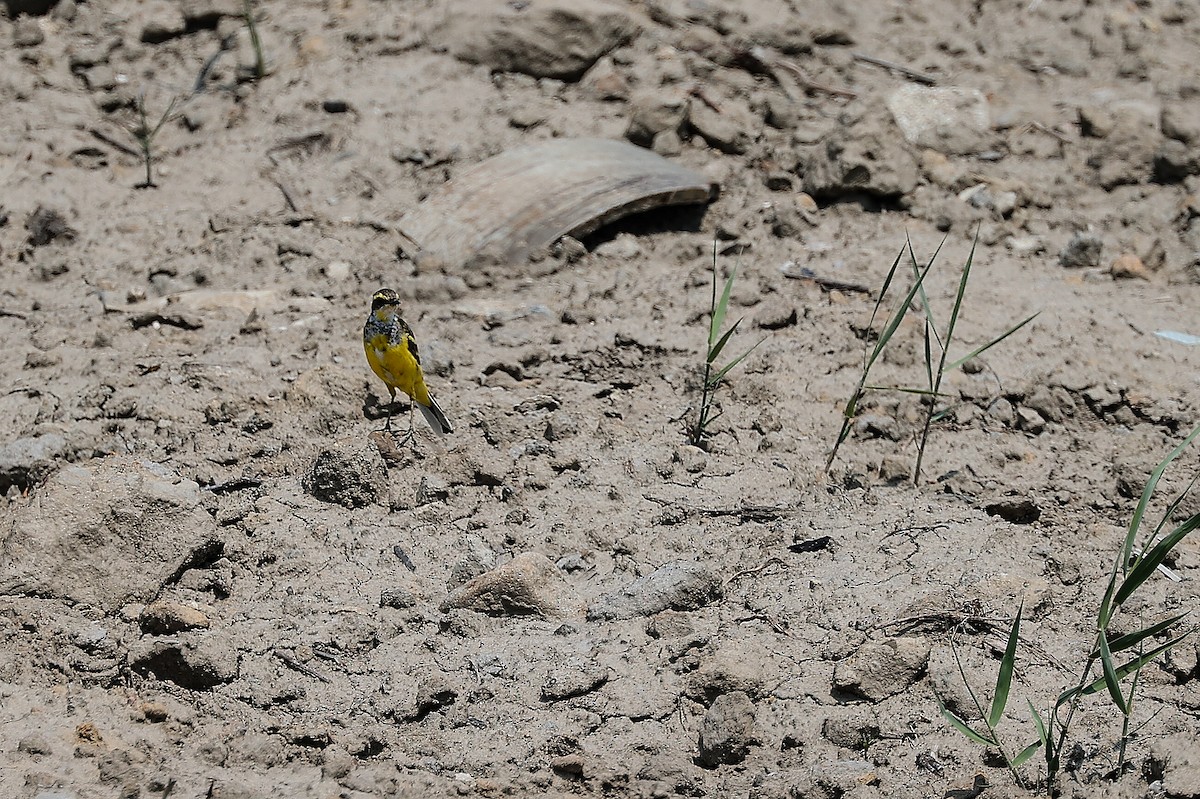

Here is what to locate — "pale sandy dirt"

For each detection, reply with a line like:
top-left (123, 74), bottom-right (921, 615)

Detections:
top-left (2, 1), bottom-right (1200, 798)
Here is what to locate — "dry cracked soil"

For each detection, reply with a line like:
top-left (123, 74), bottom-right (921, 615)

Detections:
top-left (2, 1), bottom-right (1200, 798)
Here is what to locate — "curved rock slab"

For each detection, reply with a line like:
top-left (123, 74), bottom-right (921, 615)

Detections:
top-left (399, 138), bottom-right (718, 271)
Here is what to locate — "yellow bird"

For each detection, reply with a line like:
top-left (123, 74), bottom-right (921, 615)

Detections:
top-left (362, 288), bottom-right (452, 437)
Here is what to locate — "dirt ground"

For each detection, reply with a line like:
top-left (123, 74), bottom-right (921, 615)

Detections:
top-left (2, 0), bottom-right (1200, 797)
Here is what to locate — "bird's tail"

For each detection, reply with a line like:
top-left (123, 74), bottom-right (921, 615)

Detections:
top-left (419, 396), bottom-right (453, 435)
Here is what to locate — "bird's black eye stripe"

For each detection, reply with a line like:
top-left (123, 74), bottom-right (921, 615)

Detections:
top-left (371, 291), bottom-right (399, 310)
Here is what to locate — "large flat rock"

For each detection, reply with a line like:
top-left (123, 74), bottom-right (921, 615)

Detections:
top-left (0, 457), bottom-right (221, 611)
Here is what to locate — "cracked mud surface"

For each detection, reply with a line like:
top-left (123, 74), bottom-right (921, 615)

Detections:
top-left (2, 1), bottom-right (1200, 797)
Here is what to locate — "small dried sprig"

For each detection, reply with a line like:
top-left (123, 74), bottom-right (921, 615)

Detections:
top-left (688, 242), bottom-right (766, 448)
top-left (129, 92), bottom-right (180, 189)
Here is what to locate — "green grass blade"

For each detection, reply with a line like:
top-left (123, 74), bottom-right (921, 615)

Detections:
top-left (873, 247), bottom-right (906, 318)
top-left (709, 266), bottom-right (738, 351)
top-left (941, 228), bottom-right (978, 363)
top-left (1080, 632), bottom-right (1192, 697)
top-left (827, 390), bottom-right (862, 471)
top-left (905, 235), bottom-right (940, 390)
top-left (708, 318), bottom-right (742, 364)
top-left (1121, 425), bottom-right (1200, 574)
top-left (921, 307), bottom-right (935, 393)
top-left (1055, 685), bottom-right (1081, 710)
top-left (858, 246), bottom-right (906, 374)
top-left (1012, 740), bottom-right (1042, 768)
top-left (946, 312), bottom-right (1041, 371)
top-left (152, 96), bottom-right (179, 138)
top-left (1114, 512), bottom-right (1200, 607)
top-left (866, 258), bottom-right (936, 374)
top-left (989, 603), bottom-right (1023, 727)
top-left (1089, 612), bottom-right (1189, 658)
top-left (906, 233), bottom-right (946, 351)
top-left (1149, 472), bottom-right (1200, 544)
top-left (709, 337), bottom-right (766, 385)
top-left (862, 385), bottom-right (950, 397)
top-left (1028, 700), bottom-right (1048, 749)
top-left (930, 405), bottom-right (958, 424)
top-left (1098, 628), bottom-right (1128, 713)
top-left (939, 701), bottom-right (995, 747)
top-left (1097, 546), bottom-right (1126, 629)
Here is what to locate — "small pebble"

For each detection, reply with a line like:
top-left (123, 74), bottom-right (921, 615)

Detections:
top-left (140, 601), bottom-right (211, 635)
top-left (1110, 253), bottom-right (1150, 280)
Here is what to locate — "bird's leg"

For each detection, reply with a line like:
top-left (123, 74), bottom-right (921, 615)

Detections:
top-left (384, 387), bottom-right (396, 431)
top-left (399, 398), bottom-right (417, 446)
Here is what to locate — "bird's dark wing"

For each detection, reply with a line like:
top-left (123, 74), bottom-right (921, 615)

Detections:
top-left (399, 320), bottom-right (421, 365)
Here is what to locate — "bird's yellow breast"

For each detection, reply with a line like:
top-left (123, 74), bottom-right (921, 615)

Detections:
top-left (364, 332), bottom-right (430, 405)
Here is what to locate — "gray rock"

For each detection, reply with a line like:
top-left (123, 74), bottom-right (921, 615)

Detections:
top-left (853, 414), bottom-right (902, 441)
top-left (672, 445), bottom-right (707, 474)
top-left (139, 1), bottom-right (187, 43)
top-left (409, 673), bottom-right (458, 720)
top-left (753, 296), bottom-right (797, 329)
top-left (541, 660), bottom-right (609, 701)
top-left (958, 184), bottom-right (1017, 217)
top-left (447, 534), bottom-right (496, 590)
top-left (1024, 384), bottom-right (1075, 423)
top-left (645, 610), bottom-right (695, 639)
top-left (303, 439), bottom-right (386, 508)
top-left (822, 712), bottom-right (881, 750)
top-left (0, 433), bottom-right (65, 494)
top-left (697, 691), bottom-right (758, 767)
top-left (689, 99), bottom-right (755, 155)
top-left (588, 560), bottom-right (722, 621)
top-left (1059, 231), bottom-right (1103, 268)
top-left (648, 0), bottom-right (746, 33)
top-left (626, 88), bottom-right (690, 147)
top-left (440, 0), bottom-right (638, 81)
top-left (18, 734), bottom-right (53, 754)
top-left (684, 643), bottom-right (768, 703)
top-left (1162, 104), bottom-right (1200, 144)
top-left (804, 123), bottom-right (919, 200)
top-left (764, 94), bottom-right (800, 129)
top-left (440, 552), bottom-right (585, 618)
top-left (544, 410), bottom-right (580, 441)
top-left (580, 56), bottom-right (628, 101)
top-left (832, 637), bottom-right (930, 702)
top-left (878, 456), bottom-right (911, 484)
top-left (128, 635), bottom-right (238, 690)
top-left (1085, 106), bottom-right (1161, 189)
top-left (67, 42), bottom-right (111, 69)
top-left (380, 585), bottom-right (417, 609)
top-left (0, 458), bottom-right (222, 611)
top-left (415, 474), bottom-right (450, 505)
top-left (812, 759), bottom-right (879, 793)
top-left (1078, 104), bottom-right (1116, 138)
top-left (13, 15), bottom-right (45, 47)
top-left (887, 85), bottom-right (992, 155)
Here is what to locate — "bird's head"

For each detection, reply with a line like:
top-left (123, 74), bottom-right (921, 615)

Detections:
top-left (371, 288), bottom-right (401, 314)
